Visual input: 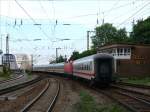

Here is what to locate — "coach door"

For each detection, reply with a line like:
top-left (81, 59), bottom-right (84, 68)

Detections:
top-left (96, 59), bottom-right (112, 82)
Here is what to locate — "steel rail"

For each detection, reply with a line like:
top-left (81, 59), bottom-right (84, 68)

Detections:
top-left (46, 80), bottom-right (60, 112)
top-left (117, 82), bottom-right (150, 89)
top-left (20, 79), bottom-right (60, 112)
top-left (0, 76), bottom-right (42, 95)
top-left (111, 84), bottom-right (150, 97)
top-left (0, 74), bottom-right (24, 84)
top-left (20, 80), bottom-right (50, 112)
top-left (95, 87), bottom-right (150, 112)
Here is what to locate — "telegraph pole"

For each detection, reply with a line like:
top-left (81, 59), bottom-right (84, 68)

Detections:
top-left (87, 31), bottom-right (95, 50)
top-left (56, 48), bottom-right (61, 63)
top-left (31, 54), bottom-right (33, 71)
top-left (6, 34), bottom-right (9, 54)
top-left (6, 34), bottom-right (10, 68)
top-left (87, 31), bottom-right (90, 50)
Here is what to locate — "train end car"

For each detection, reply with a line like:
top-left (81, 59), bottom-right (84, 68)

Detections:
top-left (93, 53), bottom-right (114, 85)
top-left (73, 53), bottom-right (114, 86)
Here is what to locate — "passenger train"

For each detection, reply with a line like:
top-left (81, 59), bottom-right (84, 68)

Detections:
top-left (33, 53), bottom-right (114, 86)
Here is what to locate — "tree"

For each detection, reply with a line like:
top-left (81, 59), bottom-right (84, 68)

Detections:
top-left (69, 49), bottom-right (96, 61)
top-left (79, 49), bottom-right (96, 58)
top-left (131, 17), bottom-right (150, 44)
top-left (91, 23), bottom-right (128, 48)
top-left (116, 28), bottom-right (128, 42)
top-left (69, 51), bottom-right (80, 61)
top-left (56, 55), bottom-right (65, 63)
top-left (50, 55), bottom-right (66, 63)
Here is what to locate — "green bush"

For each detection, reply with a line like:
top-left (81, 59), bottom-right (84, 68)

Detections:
top-left (0, 66), bottom-right (11, 78)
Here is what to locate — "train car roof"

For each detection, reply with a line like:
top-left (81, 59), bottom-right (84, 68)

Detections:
top-left (73, 53), bottom-right (113, 63)
top-left (33, 62), bottom-right (65, 68)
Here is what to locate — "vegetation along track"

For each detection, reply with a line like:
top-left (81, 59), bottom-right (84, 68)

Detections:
top-left (20, 78), bottom-right (60, 112)
top-left (95, 83), bottom-right (150, 112)
top-left (0, 74), bottom-right (24, 84)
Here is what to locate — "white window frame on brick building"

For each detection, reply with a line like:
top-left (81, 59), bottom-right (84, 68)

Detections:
top-left (112, 48), bottom-right (131, 59)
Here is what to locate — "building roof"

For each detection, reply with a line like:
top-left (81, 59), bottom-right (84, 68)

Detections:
top-left (97, 43), bottom-right (150, 51)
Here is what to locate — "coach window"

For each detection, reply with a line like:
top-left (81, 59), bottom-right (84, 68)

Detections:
top-left (87, 64), bottom-right (89, 71)
top-left (83, 65), bottom-right (85, 70)
top-left (89, 64), bottom-right (91, 70)
top-left (87, 64), bottom-right (88, 70)
top-left (88, 64), bottom-right (90, 70)
top-left (86, 65), bottom-right (88, 70)
top-left (89, 64), bottom-right (91, 71)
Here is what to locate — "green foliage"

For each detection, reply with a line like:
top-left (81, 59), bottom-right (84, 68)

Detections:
top-left (70, 49), bottom-right (96, 61)
top-left (0, 66), bottom-right (11, 78)
top-left (50, 55), bottom-right (66, 63)
top-left (26, 70), bottom-right (32, 75)
top-left (122, 77), bottom-right (150, 86)
top-left (56, 55), bottom-right (66, 63)
top-left (96, 104), bottom-right (128, 112)
top-left (79, 49), bottom-right (96, 58)
top-left (131, 17), bottom-right (150, 44)
top-left (73, 91), bottom-right (127, 112)
top-left (73, 91), bottom-right (97, 112)
top-left (91, 23), bottom-right (129, 48)
top-left (69, 51), bottom-right (80, 60)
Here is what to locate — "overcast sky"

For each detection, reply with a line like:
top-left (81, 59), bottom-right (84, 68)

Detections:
top-left (0, 0), bottom-right (150, 65)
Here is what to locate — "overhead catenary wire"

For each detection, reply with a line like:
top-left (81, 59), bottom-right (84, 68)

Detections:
top-left (104, 0), bottom-right (121, 16)
top-left (39, 0), bottom-right (49, 19)
top-left (14, 0), bottom-right (52, 41)
top-left (118, 1), bottom-right (150, 27)
top-left (108, 2), bottom-right (143, 23)
top-left (63, 1), bottom-right (136, 20)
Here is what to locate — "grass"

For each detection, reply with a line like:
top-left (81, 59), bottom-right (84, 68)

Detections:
top-left (25, 70), bottom-right (33, 79)
top-left (122, 77), bottom-right (150, 86)
top-left (73, 91), bottom-right (128, 112)
top-left (0, 72), bottom-right (10, 79)
top-left (0, 66), bottom-right (11, 79)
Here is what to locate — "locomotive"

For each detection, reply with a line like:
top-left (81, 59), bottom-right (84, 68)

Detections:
top-left (33, 53), bottom-right (114, 86)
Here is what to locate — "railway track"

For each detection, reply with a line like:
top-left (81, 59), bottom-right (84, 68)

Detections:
top-left (0, 78), bottom-right (48, 112)
top-left (111, 83), bottom-right (150, 97)
top-left (95, 83), bottom-right (150, 112)
top-left (20, 79), bottom-right (60, 112)
top-left (0, 78), bottom-right (46, 101)
top-left (0, 75), bottom-right (42, 95)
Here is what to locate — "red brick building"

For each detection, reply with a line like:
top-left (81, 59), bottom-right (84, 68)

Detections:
top-left (97, 44), bottom-right (150, 77)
